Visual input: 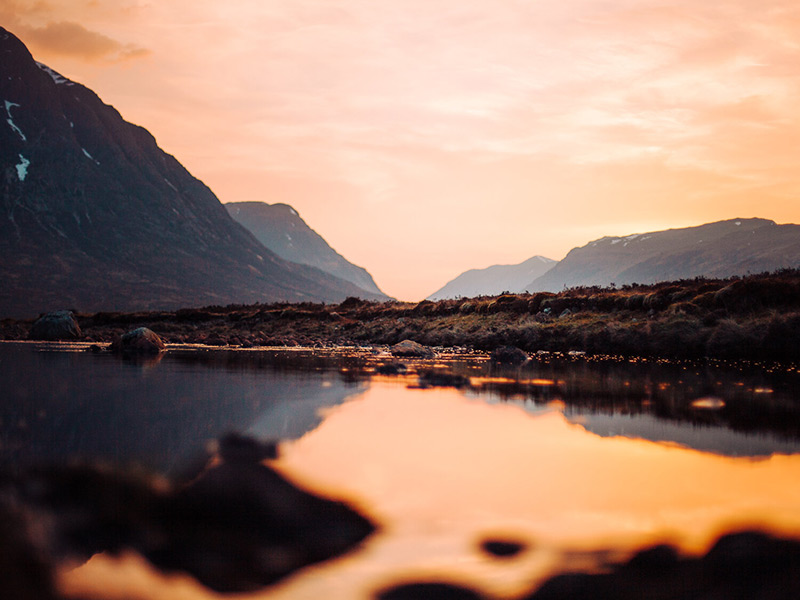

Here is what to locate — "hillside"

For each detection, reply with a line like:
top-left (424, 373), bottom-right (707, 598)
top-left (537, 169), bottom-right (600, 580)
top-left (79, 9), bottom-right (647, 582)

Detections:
top-left (0, 27), bottom-right (383, 318)
top-left (526, 218), bottom-right (800, 292)
top-left (225, 201), bottom-right (386, 297)
top-left (427, 255), bottom-right (555, 299)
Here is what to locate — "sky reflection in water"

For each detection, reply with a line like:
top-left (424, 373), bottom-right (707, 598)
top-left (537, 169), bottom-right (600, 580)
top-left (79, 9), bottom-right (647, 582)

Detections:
top-left (262, 382), bottom-right (800, 599)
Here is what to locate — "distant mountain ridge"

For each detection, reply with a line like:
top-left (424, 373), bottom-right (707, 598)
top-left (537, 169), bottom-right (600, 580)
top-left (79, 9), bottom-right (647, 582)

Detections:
top-left (526, 218), bottom-right (800, 292)
top-left (427, 255), bottom-right (555, 300)
top-left (225, 201), bottom-right (386, 297)
top-left (0, 27), bottom-right (385, 318)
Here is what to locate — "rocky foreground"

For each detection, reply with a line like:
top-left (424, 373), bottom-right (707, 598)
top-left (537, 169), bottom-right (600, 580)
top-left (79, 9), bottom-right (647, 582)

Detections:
top-left (3, 438), bottom-right (799, 599)
top-left (4, 270), bottom-right (800, 361)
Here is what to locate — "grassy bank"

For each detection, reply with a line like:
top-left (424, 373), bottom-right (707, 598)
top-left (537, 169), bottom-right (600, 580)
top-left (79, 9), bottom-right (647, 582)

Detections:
top-left (3, 270), bottom-right (800, 361)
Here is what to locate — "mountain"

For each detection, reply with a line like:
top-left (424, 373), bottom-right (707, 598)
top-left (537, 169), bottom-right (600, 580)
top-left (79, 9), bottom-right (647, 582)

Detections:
top-left (225, 201), bottom-right (385, 297)
top-left (427, 255), bottom-right (555, 300)
top-left (0, 27), bottom-right (386, 318)
top-left (525, 218), bottom-right (800, 292)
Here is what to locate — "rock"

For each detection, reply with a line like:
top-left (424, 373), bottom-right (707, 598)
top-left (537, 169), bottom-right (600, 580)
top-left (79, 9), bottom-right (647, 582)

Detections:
top-left (0, 502), bottom-right (59, 600)
top-left (480, 538), bottom-right (527, 558)
top-left (376, 362), bottom-right (408, 375)
top-left (376, 582), bottom-right (488, 600)
top-left (217, 432), bottom-right (278, 463)
top-left (28, 311), bottom-right (81, 341)
top-left (391, 340), bottom-right (436, 358)
top-left (417, 370), bottom-right (470, 389)
top-left (519, 531), bottom-right (800, 599)
top-left (109, 327), bottom-right (166, 355)
top-left (489, 346), bottom-right (529, 365)
top-left (17, 435), bottom-right (376, 594)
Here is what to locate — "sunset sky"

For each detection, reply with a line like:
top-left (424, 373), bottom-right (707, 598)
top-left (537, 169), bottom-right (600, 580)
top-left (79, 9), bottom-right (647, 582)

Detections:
top-left (4, 0), bottom-right (800, 300)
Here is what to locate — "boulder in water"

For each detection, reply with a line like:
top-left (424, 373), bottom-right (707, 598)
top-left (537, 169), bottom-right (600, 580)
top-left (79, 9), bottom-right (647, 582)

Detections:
top-left (489, 346), bottom-right (529, 365)
top-left (391, 340), bottom-right (436, 358)
top-left (109, 327), bottom-right (165, 355)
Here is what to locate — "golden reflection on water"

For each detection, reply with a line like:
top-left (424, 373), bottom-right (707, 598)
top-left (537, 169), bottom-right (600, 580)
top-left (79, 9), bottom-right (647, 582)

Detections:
top-left (61, 381), bottom-right (800, 600)
top-left (271, 382), bottom-right (800, 598)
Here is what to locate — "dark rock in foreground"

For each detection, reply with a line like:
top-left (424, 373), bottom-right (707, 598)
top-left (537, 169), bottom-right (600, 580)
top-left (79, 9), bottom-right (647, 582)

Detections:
top-left (377, 531), bottom-right (800, 600)
top-left (0, 502), bottom-right (58, 600)
top-left (13, 435), bottom-right (376, 594)
top-left (28, 311), bottom-right (81, 341)
top-left (480, 538), bottom-right (527, 558)
top-left (376, 582), bottom-right (488, 600)
top-left (109, 327), bottom-right (165, 355)
top-left (522, 531), bottom-right (800, 600)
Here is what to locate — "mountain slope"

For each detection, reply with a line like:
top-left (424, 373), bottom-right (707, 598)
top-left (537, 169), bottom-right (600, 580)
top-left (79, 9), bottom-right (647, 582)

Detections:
top-left (525, 218), bottom-right (800, 292)
top-left (225, 201), bottom-right (386, 296)
top-left (0, 28), bottom-right (384, 318)
top-left (427, 255), bottom-right (555, 300)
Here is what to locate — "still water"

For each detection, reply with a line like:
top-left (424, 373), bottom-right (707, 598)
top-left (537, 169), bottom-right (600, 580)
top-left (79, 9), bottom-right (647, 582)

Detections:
top-left (3, 341), bottom-right (800, 599)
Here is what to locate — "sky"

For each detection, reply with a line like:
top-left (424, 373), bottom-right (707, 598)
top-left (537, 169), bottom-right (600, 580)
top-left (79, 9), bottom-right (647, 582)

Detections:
top-left (4, 0), bottom-right (800, 301)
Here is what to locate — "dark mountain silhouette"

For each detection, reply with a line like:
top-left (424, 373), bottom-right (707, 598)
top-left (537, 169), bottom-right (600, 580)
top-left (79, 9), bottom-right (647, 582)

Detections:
top-left (0, 27), bottom-right (384, 318)
top-left (427, 255), bottom-right (555, 300)
top-left (526, 218), bottom-right (800, 292)
top-left (225, 201), bottom-right (386, 297)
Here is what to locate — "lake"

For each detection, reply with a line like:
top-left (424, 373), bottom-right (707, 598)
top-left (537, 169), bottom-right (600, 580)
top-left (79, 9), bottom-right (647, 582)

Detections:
top-left (3, 341), bottom-right (800, 599)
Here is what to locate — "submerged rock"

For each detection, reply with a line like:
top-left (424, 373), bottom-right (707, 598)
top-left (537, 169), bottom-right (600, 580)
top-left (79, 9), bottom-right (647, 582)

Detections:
top-left (109, 327), bottom-right (165, 355)
top-left (376, 362), bottom-right (409, 375)
top-left (28, 311), bottom-right (81, 341)
top-left (391, 339), bottom-right (436, 358)
top-left (418, 370), bottom-right (470, 389)
top-left (489, 346), bottom-right (529, 365)
top-left (376, 582), bottom-right (488, 600)
top-left (480, 538), bottom-right (527, 559)
top-left (521, 531), bottom-right (800, 599)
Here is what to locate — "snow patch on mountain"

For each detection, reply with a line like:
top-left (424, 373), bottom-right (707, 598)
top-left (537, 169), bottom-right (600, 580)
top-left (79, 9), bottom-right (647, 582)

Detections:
top-left (36, 62), bottom-right (73, 86)
top-left (16, 154), bottom-right (30, 181)
top-left (4, 100), bottom-right (25, 141)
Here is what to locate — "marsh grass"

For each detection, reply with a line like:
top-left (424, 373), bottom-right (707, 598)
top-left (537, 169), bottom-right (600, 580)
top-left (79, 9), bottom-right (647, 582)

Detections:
top-left (4, 270), bottom-right (800, 360)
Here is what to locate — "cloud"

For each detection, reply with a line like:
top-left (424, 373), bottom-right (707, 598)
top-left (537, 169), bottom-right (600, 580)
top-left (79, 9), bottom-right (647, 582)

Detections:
top-left (17, 20), bottom-right (150, 62)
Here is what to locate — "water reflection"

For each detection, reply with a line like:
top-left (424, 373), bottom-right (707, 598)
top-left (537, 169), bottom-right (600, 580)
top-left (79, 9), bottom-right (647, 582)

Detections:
top-left (265, 383), bottom-right (800, 599)
top-left (0, 343), bottom-right (365, 474)
top-left (13, 343), bottom-right (796, 599)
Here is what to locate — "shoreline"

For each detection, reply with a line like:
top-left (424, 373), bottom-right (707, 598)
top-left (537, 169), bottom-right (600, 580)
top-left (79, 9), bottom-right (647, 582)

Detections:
top-left (2, 270), bottom-right (800, 361)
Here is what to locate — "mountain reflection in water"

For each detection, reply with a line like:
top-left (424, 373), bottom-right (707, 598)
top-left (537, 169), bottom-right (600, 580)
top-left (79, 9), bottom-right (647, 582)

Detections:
top-left (0, 343), bottom-right (366, 473)
top-left (3, 342), bottom-right (800, 599)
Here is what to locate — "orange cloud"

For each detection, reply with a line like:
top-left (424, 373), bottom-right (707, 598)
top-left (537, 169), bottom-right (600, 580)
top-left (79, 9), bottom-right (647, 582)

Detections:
top-left (16, 20), bottom-right (149, 61)
top-left (7, 0), bottom-right (800, 300)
